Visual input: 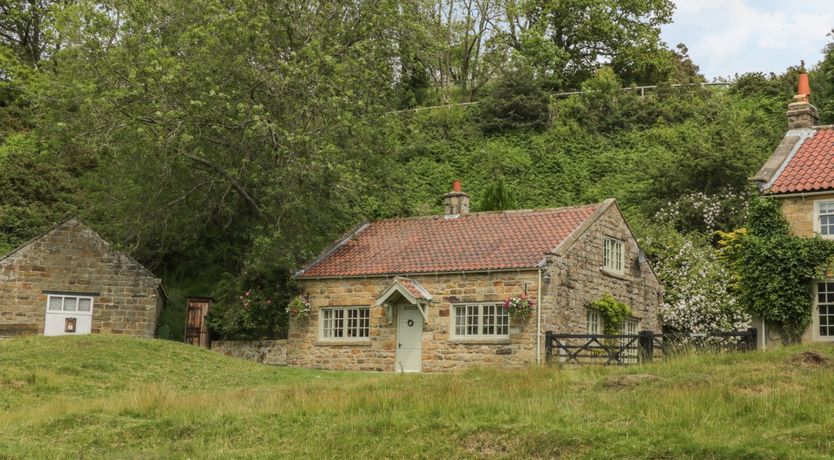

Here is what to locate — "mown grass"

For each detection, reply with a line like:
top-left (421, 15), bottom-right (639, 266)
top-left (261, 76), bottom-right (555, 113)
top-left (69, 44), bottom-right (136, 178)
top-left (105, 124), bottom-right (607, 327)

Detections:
top-left (1, 336), bottom-right (833, 459)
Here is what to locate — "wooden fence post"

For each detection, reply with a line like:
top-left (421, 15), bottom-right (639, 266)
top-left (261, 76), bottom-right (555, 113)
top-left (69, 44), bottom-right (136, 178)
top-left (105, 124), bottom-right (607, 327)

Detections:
top-left (639, 330), bottom-right (654, 363)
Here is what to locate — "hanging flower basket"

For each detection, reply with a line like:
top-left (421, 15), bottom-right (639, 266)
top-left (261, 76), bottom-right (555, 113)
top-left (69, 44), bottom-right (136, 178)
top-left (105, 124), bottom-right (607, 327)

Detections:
top-left (287, 296), bottom-right (311, 321)
top-left (503, 295), bottom-right (533, 322)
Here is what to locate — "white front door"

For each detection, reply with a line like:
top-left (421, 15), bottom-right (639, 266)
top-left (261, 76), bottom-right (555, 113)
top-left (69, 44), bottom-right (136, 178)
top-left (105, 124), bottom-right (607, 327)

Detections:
top-left (396, 305), bottom-right (423, 372)
top-left (44, 295), bottom-right (94, 336)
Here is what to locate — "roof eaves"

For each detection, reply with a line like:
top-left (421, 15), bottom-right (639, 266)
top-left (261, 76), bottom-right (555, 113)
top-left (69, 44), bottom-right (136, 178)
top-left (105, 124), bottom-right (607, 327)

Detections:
top-left (758, 128), bottom-right (817, 194)
top-left (548, 199), bottom-right (613, 258)
top-left (293, 221), bottom-right (370, 279)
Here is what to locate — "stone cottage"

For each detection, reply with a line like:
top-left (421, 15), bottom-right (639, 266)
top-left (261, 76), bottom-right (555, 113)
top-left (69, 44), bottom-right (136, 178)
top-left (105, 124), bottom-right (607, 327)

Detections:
top-left (752, 72), bottom-right (834, 346)
top-left (0, 219), bottom-right (164, 338)
top-left (290, 183), bottom-right (663, 372)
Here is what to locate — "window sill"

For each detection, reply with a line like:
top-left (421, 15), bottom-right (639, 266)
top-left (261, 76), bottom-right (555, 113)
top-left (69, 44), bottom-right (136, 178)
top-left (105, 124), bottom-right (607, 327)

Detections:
top-left (314, 340), bottom-right (372, 347)
top-left (600, 268), bottom-right (628, 280)
top-left (448, 337), bottom-right (512, 345)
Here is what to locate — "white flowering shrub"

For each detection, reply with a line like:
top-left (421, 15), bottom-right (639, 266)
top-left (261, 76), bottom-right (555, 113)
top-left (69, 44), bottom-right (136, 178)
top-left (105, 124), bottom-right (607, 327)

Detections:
top-left (655, 190), bottom-right (749, 234)
top-left (657, 239), bottom-right (750, 334)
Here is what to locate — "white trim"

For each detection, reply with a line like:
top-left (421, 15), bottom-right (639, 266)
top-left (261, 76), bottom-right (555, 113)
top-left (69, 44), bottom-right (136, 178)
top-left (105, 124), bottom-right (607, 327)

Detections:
top-left (318, 306), bottom-right (371, 342)
top-left (813, 281), bottom-right (834, 342)
top-left (769, 190), bottom-right (834, 199)
top-left (813, 200), bottom-right (834, 239)
top-left (536, 268), bottom-right (542, 365)
top-left (449, 302), bottom-right (510, 339)
top-left (586, 309), bottom-right (601, 334)
top-left (45, 294), bottom-right (95, 316)
top-left (603, 237), bottom-right (625, 275)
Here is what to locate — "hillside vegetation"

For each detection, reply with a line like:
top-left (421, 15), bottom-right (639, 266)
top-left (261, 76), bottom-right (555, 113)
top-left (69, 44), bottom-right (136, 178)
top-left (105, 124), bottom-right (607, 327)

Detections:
top-left (2, 336), bottom-right (834, 459)
top-left (5, 0), bottom-right (831, 341)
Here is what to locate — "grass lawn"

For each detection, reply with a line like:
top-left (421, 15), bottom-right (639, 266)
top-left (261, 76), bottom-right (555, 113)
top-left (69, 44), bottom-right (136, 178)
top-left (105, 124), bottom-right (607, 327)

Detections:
top-left (1, 336), bottom-right (834, 459)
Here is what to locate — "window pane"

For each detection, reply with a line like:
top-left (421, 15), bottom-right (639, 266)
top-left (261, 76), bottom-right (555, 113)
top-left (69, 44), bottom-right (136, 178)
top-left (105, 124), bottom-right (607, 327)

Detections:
top-left (48, 297), bottom-right (62, 311)
top-left (333, 309), bottom-right (344, 337)
top-left (63, 297), bottom-right (77, 312)
top-left (455, 306), bottom-right (466, 336)
top-left (322, 309), bottom-right (333, 338)
top-left (78, 298), bottom-right (91, 312)
top-left (466, 305), bottom-right (479, 335)
top-left (482, 304), bottom-right (495, 335)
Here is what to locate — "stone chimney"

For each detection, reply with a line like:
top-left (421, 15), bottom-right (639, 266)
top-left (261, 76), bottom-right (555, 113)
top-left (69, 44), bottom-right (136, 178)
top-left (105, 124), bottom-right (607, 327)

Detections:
top-left (443, 180), bottom-right (470, 216)
top-left (787, 72), bottom-right (819, 129)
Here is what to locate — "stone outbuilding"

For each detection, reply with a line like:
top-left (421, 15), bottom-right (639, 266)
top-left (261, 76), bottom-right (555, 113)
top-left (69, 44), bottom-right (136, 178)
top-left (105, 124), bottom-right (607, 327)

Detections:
top-left (0, 219), bottom-right (164, 338)
top-left (752, 72), bottom-right (834, 347)
top-left (290, 183), bottom-right (663, 372)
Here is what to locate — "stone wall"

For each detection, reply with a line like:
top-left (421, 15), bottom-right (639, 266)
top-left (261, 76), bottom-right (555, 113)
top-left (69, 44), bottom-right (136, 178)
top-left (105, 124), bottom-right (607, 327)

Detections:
top-left (542, 203), bottom-right (663, 336)
top-left (0, 219), bottom-right (163, 337)
top-left (776, 193), bottom-right (834, 237)
top-left (291, 271), bottom-right (540, 372)
top-left (775, 195), bottom-right (834, 346)
top-left (212, 340), bottom-right (288, 365)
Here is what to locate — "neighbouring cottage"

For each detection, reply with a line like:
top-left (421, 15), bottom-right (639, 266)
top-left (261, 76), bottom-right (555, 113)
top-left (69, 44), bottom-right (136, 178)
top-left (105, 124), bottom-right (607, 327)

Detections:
top-left (289, 183), bottom-right (663, 372)
top-left (0, 219), bottom-right (164, 338)
top-left (752, 72), bottom-right (834, 346)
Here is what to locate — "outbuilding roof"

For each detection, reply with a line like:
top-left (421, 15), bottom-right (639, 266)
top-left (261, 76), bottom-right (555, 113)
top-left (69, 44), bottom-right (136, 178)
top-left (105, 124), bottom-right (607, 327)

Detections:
top-left (295, 200), bottom-right (608, 279)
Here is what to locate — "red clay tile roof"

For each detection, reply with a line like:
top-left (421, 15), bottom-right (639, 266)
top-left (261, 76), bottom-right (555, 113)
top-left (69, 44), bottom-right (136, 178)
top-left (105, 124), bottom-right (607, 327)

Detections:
top-left (297, 203), bottom-right (602, 278)
top-left (770, 128), bottom-right (834, 194)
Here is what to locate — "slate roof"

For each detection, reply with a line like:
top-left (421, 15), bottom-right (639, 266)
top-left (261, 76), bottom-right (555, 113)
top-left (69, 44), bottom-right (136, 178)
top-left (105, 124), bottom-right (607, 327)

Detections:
top-left (769, 128), bottom-right (834, 194)
top-left (296, 201), bottom-right (604, 278)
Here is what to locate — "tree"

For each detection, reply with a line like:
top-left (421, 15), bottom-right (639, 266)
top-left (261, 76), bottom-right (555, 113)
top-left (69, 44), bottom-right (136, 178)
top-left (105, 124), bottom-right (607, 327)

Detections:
top-left (479, 176), bottom-right (517, 211)
top-left (500, 0), bottom-right (676, 89)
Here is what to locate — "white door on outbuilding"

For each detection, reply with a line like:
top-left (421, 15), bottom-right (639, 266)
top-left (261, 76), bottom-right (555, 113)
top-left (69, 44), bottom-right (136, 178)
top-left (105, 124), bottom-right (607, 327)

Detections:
top-left (44, 294), bottom-right (94, 336)
top-left (396, 305), bottom-right (423, 372)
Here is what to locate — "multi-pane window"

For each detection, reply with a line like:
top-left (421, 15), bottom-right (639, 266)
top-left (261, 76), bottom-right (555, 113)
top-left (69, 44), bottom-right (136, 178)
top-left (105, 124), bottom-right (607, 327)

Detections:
top-left (452, 304), bottom-right (509, 338)
top-left (621, 319), bottom-right (639, 362)
top-left (603, 237), bottom-right (624, 274)
top-left (320, 307), bottom-right (369, 339)
top-left (46, 295), bottom-right (93, 314)
top-left (818, 282), bottom-right (834, 337)
top-left (586, 310), bottom-right (601, 334)
top-left (817, 201), bottom-right (834, 237)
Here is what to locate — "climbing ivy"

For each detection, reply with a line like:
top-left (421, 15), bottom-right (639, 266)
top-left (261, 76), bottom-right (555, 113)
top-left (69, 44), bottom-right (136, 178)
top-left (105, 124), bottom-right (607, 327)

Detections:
top-left (723, 198), bottom-right (834, 342)
top-left (590, 294), bottom-right (633, 335)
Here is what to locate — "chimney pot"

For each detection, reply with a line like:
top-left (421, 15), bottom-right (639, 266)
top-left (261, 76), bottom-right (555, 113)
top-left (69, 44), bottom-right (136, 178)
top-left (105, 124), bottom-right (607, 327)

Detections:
top-left (787, 72), bottom-right (818, 130)
top-left (452, 180), bottom-right (462, 192)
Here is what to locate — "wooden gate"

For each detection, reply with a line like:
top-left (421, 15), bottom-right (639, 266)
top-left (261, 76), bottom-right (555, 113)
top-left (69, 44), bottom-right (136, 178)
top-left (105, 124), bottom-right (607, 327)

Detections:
top-left (184, 297), bottom-right (212, 348)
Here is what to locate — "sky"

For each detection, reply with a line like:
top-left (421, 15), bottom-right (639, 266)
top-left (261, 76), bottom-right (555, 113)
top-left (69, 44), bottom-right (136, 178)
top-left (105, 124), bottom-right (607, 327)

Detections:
top-left (661, 0), bottom-right (834, 80)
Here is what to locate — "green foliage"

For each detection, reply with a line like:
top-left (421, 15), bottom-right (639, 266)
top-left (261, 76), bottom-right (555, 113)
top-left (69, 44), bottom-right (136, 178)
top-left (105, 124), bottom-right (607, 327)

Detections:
top-left (475, 68), bottom-right (550, 134)
top-left (507, 0), bottom-right (676, 89)
top-left (590, 294), bottom-right (633, 335)
top-left (813, 31), bottom-right (834, 124)
top-left (728, 198), bottom-right (834, 342)
top-left (479, 177), bottom-right (517, 211)
top-left (206, 265), bottom-right (296, 340)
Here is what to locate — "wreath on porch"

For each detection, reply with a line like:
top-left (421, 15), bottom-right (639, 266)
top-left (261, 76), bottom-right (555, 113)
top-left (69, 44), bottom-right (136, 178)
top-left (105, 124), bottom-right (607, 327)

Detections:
top-left (287, 296), bottom-right (311, 321)
top-left (503, 294), bottom-right (533, 321)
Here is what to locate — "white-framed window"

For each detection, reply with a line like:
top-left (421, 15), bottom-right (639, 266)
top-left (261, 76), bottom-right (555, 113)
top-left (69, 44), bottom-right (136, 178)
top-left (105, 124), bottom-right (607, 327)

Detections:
top-left (46, 295), bottom-right (94, 315)
top-left (603, 237), bottom-right (624, 274)
top-left (451, 303), bottom-right (509, 338)
top-left (320, 306), bottom-right (370, 340)
top-left (816, 281), bottom-right (834, 339)
top-left (586, 310), bottom-right (601, 334)
top-left (621, 319), bottom-right (640, 363)
top-left (814, 200), bottom-right (834, 238)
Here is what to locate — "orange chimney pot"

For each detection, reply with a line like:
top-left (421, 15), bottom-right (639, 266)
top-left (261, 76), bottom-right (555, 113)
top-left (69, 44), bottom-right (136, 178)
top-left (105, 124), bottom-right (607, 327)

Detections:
top-left (452, 180), bottom-right (462, 193)
top-left (797, 73), bottom-right (811, 102)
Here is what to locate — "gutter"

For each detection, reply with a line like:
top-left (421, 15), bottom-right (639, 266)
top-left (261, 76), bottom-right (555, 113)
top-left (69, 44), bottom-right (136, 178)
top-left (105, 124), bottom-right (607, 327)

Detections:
top-left (765, 190), bottom-right (834, 199)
